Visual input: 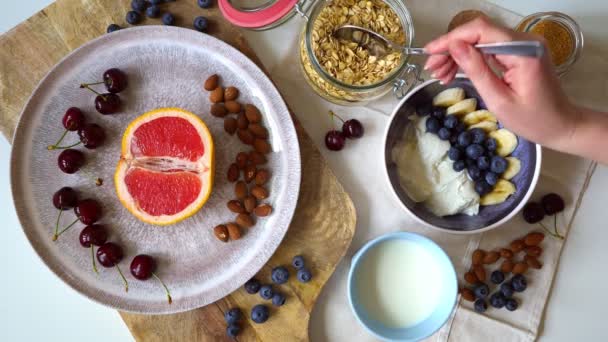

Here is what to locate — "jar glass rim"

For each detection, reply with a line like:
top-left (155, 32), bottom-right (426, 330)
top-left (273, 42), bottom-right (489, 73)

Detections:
top-left (304, 0), bottom-right (415, 91)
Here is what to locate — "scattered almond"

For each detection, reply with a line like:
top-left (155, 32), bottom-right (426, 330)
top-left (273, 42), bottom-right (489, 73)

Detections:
top-left (225, 101), bottom-right (241, 114)
top-left (213, 224), bottom-right (229, 242)
top-left (500, 248), bottom-right (514, 260)
top-left (224, 86), bottom-right (239, 101)
top-left (227, 163), bottom-right (239, 182)
top-left (482, 251), bottom-right (500, 264)
top-left (237, 112), bottom-right (249, 130)
top-left (500, 260), bottom-right (514, 273)
top-left (254, 204), bottom-right (272, 217)
top-left (204, 74), bottom-right (219, 91)
top-left (236, 152), bottom-right (248, 169)
top-left (473, 265), bottom-right (486, 282)
top-left (254, 139), bottom-right (271, 154)
top-left (245, 104), bottom-right (262, 123)
top-left (249, 124), bottom-right (269, 139)
top-left (512, 262), bottom-right (528, 274)
top-left (251, 185), bottom-right (269, 200)
top-left (524, 232), bottom-right (545, 246)
top-left (236, 213), bottom-right (254, 228)
top-left (210, 86), bottom-right (224, 103)
top-left (210, 103), bottom-right (227, 117)
top-left (227, 200), bottom-right (246, 214)
top-left (227, 223), bottom-right (241, 240)
top-left (461, 288), bottom-right (476, 302)
top-left (472, 249), bottom-right (485, 265)
top-left (235, 181), bottom-right (247, 200)
top-left (525, 255), bottom-right (542, 269)
top-left (255, 169), bottom-right (270, 185)
top-left (244, 165), bottom-right (257, 183)
top-left (510, 239), bottom-right (525, 253)
top-left (525, 245), bottom-right (542, 257)
top-left (237, 129), bottom-right (255, 145)
top-left (464, 271), bottom-right (479, 284)
top-left (249, 151), bottom-right (267, 165)
top-left (224, 117), bottom-right (237, 135)
top-left (244, 196), bottom-right (257, 213)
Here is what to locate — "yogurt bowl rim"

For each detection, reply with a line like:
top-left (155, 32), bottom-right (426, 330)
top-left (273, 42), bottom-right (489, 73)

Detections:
top-left (382, 75), bottom-right (542, 235)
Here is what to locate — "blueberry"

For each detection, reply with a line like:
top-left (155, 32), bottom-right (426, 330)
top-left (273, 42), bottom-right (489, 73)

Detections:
top-left (474, 299), bottom-right (488, 313)
top-left (490, 270), bottom-right (505, 284)
top-left (150, 0), bottom-right (162, 4)
top-left (490, 156), bottom-right (508, 174)
top-left (226, 323), bottom-right (241, 338)
top-left (193, 16), bottom-right (209, 32)
top-left (251, 304), bottom-right (269, 324)
top-left (474, 180), bottom-right (492, 196)
top-left (259, 285), bottom-right (274, 300)
top-left (126, 11), bottom-right (142, 25)
top-left (438, 127), bottom-right (451, 140)
top-left (473, 283), bottom-right (489, 299)
top-left (297, 268), bottom-right (312, 283)
top-left (466, 158), bottom-right (477, 168)
top-left (454, 122), bottom-right (467, 134)
top-left (485, 171), bottom-right (498, 186)
top-left (416, 103), bottom-right (433, 117)
top-left (490, 292), bottom-right (506, 308)
top-left (511, 275), bottom-right (527, 292)
top-left (500, 282), bottom-right (514, 298)
top-left (162, 12), bottom-right (175, 25)
top-left (224, 308), bottom-right (242, 324)
top-left (131, 0), bottom-right (148, 13)
top-left (292, 255), bottom-right (305, 269)
top-left (448, 147), bottom-right (462, 161)
top-left (107, 24), bottom-right (121, 33)
top-left (505, 298), bottom-right (519, 311)
top-left (468, 165), bottom-right (482, 181)
top-left (443, 115), bottom-right (459, 129)
top-left (449, 134), bottom-right (459, 146)
top-left (146, 5), bottom-right (161, 18)
top-left (425, 117), bottom-right (441, 134)
top-left (457, 131), bottom-right (472, 147)
top-left (465, 144), bottom-right (485, 160)
top-left (431, 107), bottom-right (446, 120)
top-left (272, 292), bottom-right (286, 306)
top-left (476, 155), bottom-right (490, 170)
top-left (453, 160), bottom-right (466, 172)
top-left (244, 278), bottom-right (261, 294)
top-left (271, 266), bottom-right (289, 284)
top-left (485, 137), bottom-right (498, 151)
top-left (198, 0), bottom-right (213, 8)
top-left (470, 128), bottom-right (486, 144)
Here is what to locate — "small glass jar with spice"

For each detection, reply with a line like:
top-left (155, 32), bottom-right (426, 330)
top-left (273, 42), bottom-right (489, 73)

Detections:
top-left (515, 12), bottom-right (584, 76)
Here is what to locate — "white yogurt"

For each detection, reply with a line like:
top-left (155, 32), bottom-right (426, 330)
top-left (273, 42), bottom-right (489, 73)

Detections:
top-left (355, 239), bottom-right (444, 328)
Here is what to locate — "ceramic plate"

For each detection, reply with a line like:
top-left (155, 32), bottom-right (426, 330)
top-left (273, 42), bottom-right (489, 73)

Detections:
top-left (10, 26), bottom-right (300, 314)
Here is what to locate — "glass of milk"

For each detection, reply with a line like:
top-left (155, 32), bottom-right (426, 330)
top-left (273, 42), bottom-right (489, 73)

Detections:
top-left (348, 232), bottom-right (457, 341)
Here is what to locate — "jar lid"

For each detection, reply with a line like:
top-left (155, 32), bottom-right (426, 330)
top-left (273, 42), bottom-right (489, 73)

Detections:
top-left (218, 0), bottom-right (300, 29)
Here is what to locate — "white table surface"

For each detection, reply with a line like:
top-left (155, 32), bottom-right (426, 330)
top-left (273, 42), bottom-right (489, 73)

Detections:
top-left (1, 1), bottom-right (607, 341)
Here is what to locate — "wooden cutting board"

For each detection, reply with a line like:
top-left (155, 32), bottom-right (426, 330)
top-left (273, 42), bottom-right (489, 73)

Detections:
top-left (0, 1), bottom-right (356, 341)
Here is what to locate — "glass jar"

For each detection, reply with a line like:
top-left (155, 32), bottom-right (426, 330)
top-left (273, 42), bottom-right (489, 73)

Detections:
top-left (515, 12), bottom-right (584, 76)
top-left (219, 0), bottom-right (422, 105)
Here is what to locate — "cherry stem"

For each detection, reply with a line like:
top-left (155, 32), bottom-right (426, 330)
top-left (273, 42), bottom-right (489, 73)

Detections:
top-left (153, 273), bottom-right (173, 304)
top-left (329, 110), bottom-right (345, 124)
top-left (540, 222), bottom-right (564, 240)
top-left (115, 265), bottom-right (129, 292)
top-left (91, 246), bottom-right (98, 274)
top-left (553, 214), bottom-right (562, 238)
top-left (80, 84), bottom-right (106, 99)
top-left (81, 81), bottom-right (104, 86)
top-left (52, 209), bottom-right (63, 241)
top-left (47, 129), bottom-right (69, 150)
top-left (49, 141), bottom-right (82, 150)
top-left (55, 218), bottom-right (80, 240)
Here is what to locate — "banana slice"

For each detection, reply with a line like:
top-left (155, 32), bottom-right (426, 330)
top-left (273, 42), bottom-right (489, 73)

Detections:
top-left (502, 157), bottom-right (521, 180)
top-left (468, 120), bottom-right (498, 133)
top-left (447, 98), bottom-right (478, 116)
top-left (462, 110), bottom-right (497, 126)
top-left (489, 129), bottom-right (518, 157)
top-left (480, 179), bottom-right (516, 206)
top-left (432, 87), bottom-right (465, 107)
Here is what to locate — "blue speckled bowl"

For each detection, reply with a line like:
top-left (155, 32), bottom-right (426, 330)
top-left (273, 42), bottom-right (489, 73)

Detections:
top-left (383, 76), bottom-right (541, 233)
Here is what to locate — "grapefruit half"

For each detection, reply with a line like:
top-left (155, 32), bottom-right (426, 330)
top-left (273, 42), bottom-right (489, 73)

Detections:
top-left (115, 108), bottom-right (214, 225)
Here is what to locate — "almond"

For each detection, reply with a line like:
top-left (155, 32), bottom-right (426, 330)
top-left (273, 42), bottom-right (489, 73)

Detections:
top-left (251, 185), bottom-right (268, 200)
top-left (473, 265), bottom-right (486, 282)
top-left (512, 262), bottom-right (528, 274)
top-left (210, 86), bottom-right (224, 103)
top-left (249, 151), bottom-right (267, 165)
top-left (482, 251), bottom-right (500, 264)
top-left (254, 204), bottom-right (272, 217)
top-left (244, 196), bottom-right (257, 213)
top-left (224, 117), bottom-right (237, 135)
top-left (472, 249), bottom-right (485, 265)
top-left (235, 181), bottom-right (247, 200)
top-left (227, 223), bottom-right (241, 240)
top-left (525, 255), bottom-right (542, 269)
top-left (224, 86), bottom-right (239, 101)
top-left (227, 200), bottom-right (246, 214)
top-left (213, 224), bottom-right (228, 242)
top-left (525, 245), bottom-right (542, 257)
top-left (460, 288), bottom-right (475, 302)
top-left (204, 74), bottom-right (219, 91)
top-left (236, 213), bottom-right (254, 228)
top-left (227, 163), bottom-right (239, 182)
top-left (510, 239), bottom-right (525, 253)
top-left (245, 104), bottom-right (262, 123)
top-left (244, 165), bottom-right (257, 183)
top-left (237, 129), bottom-right (255, 145)
top-left (249, 124), bottom-right (269, 139)
top-left (255, 169), bottom-right (270, 185)
top-left (210, 103), bottom-right (227, 117)
top-left (464, 271), bottom-right (478, 284)
top-left (237, 112), bottom-right (249, 129)
top-left (500, 260), bottom-right (514, 273)
top-left (225, 101), bottom-right (241, 114)
top-left (524, 232), bottom-right (545, 246)
top-left (254, 139), bottom-right (271, 154)
top-left (500, 248), bottom-right (514, 259)
top-left (236, 152), bottom-right (248, 169)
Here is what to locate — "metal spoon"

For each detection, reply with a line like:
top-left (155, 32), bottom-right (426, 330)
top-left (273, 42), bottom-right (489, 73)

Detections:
top-left (334, 24), bottom-right (545, 58)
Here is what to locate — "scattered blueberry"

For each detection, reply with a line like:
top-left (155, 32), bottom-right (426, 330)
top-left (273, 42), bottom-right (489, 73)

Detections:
top-left (193, 16), bottom-right (209, 32)
top-left (126, 11), bottom-right (142, 25)
top-left (454, 122), bottom-right (466, 134)
top-left (470, 128), bottom-right (486, 144)
top-left (505, 298), bottom-right (519, 311)
top-left (453, 160), bottom-right (466, 172)
top-left (251, 304), bottom-right (270, 324)
top-left (297, 268), bottom-right (312, 283)
top-left (162, 12), bottom-right (175, 25)
top-left (146, 5), bottom-right (161, 18)
top-left (490, 292), bottom-right (506, 308)
top-left (260, 285), bottom-right (274, 300)
top-left (150, 0), bottom-right (162, 4)
top-left (457, 131), bottom-right (472, 147)
top-left (417, 103), bottom-right (433, 117)
top-left (107, 24), bottom-right (121, 33)
top-left (490, 156), bottom-right (508, 174)
top-left (474, 299), bottom-right (488, 313)
top-left (226, 323), bottom-right (241, 338)
top-left (438, 127), bottom-right (451, 140)
top-left (485, 171), bottom-right (498, 186)
top-left (272, 292), bottom-right (286, 306)
top-left (500, 282), bottom-right (514, 298)
top-left (292, 255), bottom-right (305, 269)
top-left (131, 0), bottom-right (148, 13)
top-left (198, 0), bottom-right (213, 8)
top-left (448, 147), bottom-right (462, 161)
top-left (426, 117), bottom-right (441, 134)
top-left (271, 266), bottom-right (289, 284)
top-left (244, 278), bottom-right (261, 294)
top-left (473, 283), bottom-right (489, 299)
top-left (474, 180), bottom-right (492, 196)
top-left (431, 107), bottom-right (446, 120)
top-left (465, 144), bottom-right (485, 160)
top-left (477, 156), bottom-right (490, 170)
top-left (468, 165), bottom-right (482, 181)
top-left (490, 270), bottom-right (505, 284)
top-left (224, 308), bottom-right (242, 324)
top-left (443, 115), bottom-right (459, 129)
top-left (485, 137), bottom-right (497, 151)
top-left (511, 275), bottom-right (527, 292)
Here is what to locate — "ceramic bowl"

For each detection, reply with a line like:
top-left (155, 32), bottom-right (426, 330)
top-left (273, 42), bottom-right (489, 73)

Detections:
top-left (348, 232), bottom-right (458, 341)
top-left (383, 76), bottom-right (541, 233)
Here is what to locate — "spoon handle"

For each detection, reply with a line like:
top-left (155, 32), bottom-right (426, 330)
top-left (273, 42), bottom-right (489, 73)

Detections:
top-left (404, 41), bottom-right (545, 58)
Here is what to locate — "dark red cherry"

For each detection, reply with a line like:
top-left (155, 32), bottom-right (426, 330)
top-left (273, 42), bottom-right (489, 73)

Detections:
top-left (79, 224), bottom-right (108, 248)
top-left (74, 199), bottom-right (102, 225)
top-left (103, 68), bottom-right (128, 93)
top-left (96, 242), bottom-right (123, 268)
top-left (130, 254), bottom-right (156, 280)
top-left (52, 187), bottom-right (78, 210)
top-left (78, 123), bottom-right (106, 149)
top-left (541, 193), bottom-right (565, 215)
top-left (325, 130), bottom-right (345, 151)
top-left (62, 107), bottom-right (86, 131)
top-left (95, 93), bottom-right (121, 114)
top-left (342, 119), bottom-right (364, 139)
top-left (57, 149), bottom-right (85, 174)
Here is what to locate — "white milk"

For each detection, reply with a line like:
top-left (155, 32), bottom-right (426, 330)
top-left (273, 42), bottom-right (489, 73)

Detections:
top-left (355, 239), bottom-right (444, 328)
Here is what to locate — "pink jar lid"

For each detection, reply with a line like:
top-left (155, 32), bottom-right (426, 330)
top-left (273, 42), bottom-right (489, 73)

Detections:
top-left (218, 0), bottom-right (300, 29)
